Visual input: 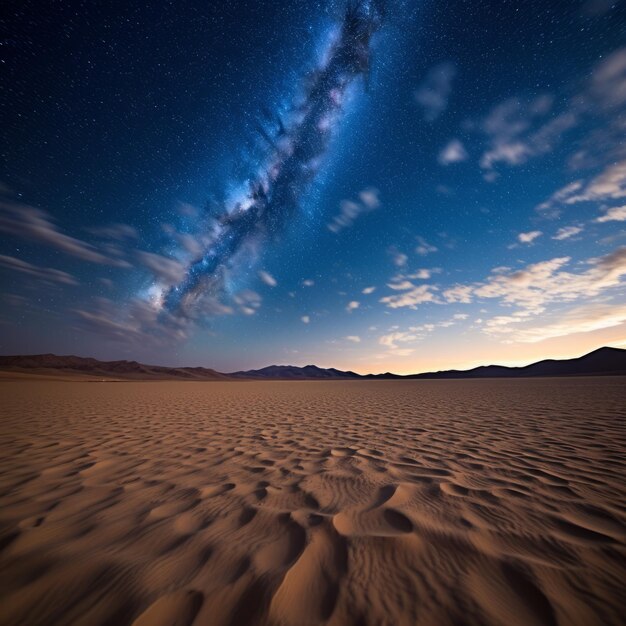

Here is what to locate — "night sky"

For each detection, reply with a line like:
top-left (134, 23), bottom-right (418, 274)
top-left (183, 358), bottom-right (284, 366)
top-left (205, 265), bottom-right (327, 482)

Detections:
top-left (1, 0), bottom-right (625, 373)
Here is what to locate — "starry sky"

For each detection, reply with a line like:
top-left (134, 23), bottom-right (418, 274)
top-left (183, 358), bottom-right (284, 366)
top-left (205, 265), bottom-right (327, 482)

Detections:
top-left (1, 0), bottom-right (626, 374)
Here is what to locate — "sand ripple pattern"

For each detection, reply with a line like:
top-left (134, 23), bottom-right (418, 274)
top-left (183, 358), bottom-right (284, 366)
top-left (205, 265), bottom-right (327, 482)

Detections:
top-left (0, 378), bottom-right (625, 626)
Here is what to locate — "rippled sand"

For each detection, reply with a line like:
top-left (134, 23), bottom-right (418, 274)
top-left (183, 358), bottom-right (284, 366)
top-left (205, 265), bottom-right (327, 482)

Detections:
top-left (0, 378), bottom-right (625, 626)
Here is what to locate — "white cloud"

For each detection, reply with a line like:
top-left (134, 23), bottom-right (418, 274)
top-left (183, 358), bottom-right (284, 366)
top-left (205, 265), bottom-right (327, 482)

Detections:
top-left (303, 279), bottom-right (314, 287)
top-left (415, 236), bottom-right (438, 256)
top-left (553, 225), bottom-right (583, 240)
top-left (386, 269), bottom-right (439, 293)
top-left (359, 188), bottom-right (381, 210)
top-left (535, 161), bottom-right (626, 226)
top-left (596, 205), bottom-right (626, 223)
top-left (565, 160), bottom-right (626, 204)
top-left (485, 302), bottom-right (626, 343)
top-left (388, 247), bottom-right (408, 267)
top-left (379, 330), bottom-right (422, 350)
top-left (443, 284), bottom-right (473, 304)
top-left (414, 62), bottom-right (456, 121)
top-left (346, 300), bottom-right (360, 312)
top-left (387, 280), bottom-right (415, 291)
top-left (438, 139), bottom-right (468, 165)
top-left (409, 268), bottom-right (434, 280)
top-left (301, 315), bottom-right (310, 324)
top-left (380, 284), bottom-right (440, 309)
top-left (380, 247), bottom-right (625, 331)
top-left (517, 230), bottom-right (542, 244)
top-left (478, 96), bottom-right (577, 173)
top-left (345, 335), bottom-right (361, 343)
top-left (475, 247), bottom-right (626, 314)
top-left (258, 270), bottom-right (277, 287)
top-left (377, 318), bottom-right (463, 353)
top-left (328, 187), bottom-right (380, 233)
top-left (362, 286), bottom-right (376, 294)
top-left (233, 289), bottom-right (262, 316)
top-left (535, 181), bottom-right (584, 218)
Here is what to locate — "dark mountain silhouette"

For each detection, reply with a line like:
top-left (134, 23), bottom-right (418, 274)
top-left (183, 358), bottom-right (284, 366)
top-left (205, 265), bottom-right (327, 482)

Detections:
top-left (229, 364), bottom-right (362, 379)
top-left (230, 347), bottom-right (625, 379)
top-left (404, 346), bottom-right (626, 379)
top-left (0, 347), bottom-right (624, 381)
top-left (0, 353), bottom-right (227, 381)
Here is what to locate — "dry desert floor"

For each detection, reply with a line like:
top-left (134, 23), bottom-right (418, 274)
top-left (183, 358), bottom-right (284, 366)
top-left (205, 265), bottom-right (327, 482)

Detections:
top-left (0, 378), bottom-right (625, 626)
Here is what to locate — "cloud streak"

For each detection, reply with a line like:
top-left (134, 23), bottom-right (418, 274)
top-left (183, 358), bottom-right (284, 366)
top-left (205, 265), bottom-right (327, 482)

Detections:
top-left (0, 200), bottom-right (130, 267)
top-left (327, 187), bottom-right (380, 233)
top-left (0, 254), bottom-right (78, 286)
top-left (414, 62), bottom-right (456, 121)
top-left (379, 247), bottom-right (626, 346)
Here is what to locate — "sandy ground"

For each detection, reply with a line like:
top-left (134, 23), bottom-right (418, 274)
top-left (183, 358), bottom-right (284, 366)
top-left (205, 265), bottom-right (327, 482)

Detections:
top-left (0, 378), bottom-right (624, 626)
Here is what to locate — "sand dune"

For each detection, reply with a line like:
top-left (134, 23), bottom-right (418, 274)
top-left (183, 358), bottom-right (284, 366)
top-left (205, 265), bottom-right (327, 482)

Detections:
top-left (0, 378), bottom-right (625, 625)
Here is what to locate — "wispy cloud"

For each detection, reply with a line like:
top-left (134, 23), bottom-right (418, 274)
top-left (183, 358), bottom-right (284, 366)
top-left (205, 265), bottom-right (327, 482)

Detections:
top-left (388, 246), bottom-right (408, 267)
top-left (379, 329), bottom-right (422, 352)
top-left (346, 300), bottom-right (360, 312)
top-left (485, 302), bottom-right (626, 343)
top-left (588, 47), bottom-right (626, 111)
top-left (380, 284), bottom-right (440, 309)
top-left (552, 225), bottom-right (583, 240)
top-left (345, 335), bottom-right (361, 343)
top-left (473, 248), bottom-right (626, 314)
top-left (384, 247), bottom-right (626, 326)
top-left (136, 251), bottom-right (187, 285)
top-left (536, 161), bottom-right (626, 223)
top-left (0, 200), bottom-right (129, 266)
top-left (414, 62), bottom-right (456, 121)
top-left (442, 284), bottom-right (473, 304)
top-left (478, 96), bottom-right (577, 174)
top-left (75, 297), bottom-right (192, 346)
top-left (301, 315), bottom-right (310, 324)
top-left (0, 254), bottom-right (78, 286)
top-left (258, 270), bottom-right (277, 287)
top-left (564, 160), bottom-right (626, 204)
top-left (362, 286), bottom-right (376, 294)
top-left (327, 187), bottom-right (380, 233)
top-left (86, 223), bottom-right (138, 241)
top-left (415, 236), bottom-right (438, 255)
top-left (233, 290), bottom-right (262, 316)
top-left (377, 317), bottom-right (465, 354)
top-left (596, 205), bottom-right (626, 223)
top-left (517, 230), bottom-right (542, 244)
top-left (535, 181), bottom-right (584, 219)
top-left (438, 139), bottom-right (468, 165)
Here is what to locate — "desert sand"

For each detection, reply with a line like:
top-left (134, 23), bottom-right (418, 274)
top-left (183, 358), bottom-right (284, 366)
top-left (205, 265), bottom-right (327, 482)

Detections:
top-left (0, 377), bottom-right (625, 626)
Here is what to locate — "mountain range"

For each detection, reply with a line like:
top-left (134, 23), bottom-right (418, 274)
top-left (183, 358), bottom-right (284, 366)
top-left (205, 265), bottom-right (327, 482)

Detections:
top-left (0, 347), bottom-right (624, 381)
top-left (0, 353), bottom-right (226, 381)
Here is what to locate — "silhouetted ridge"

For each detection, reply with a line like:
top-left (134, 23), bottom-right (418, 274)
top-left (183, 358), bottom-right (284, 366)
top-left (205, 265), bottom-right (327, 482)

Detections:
top-left (0, 353), bottom-right (227, 380)
top-left (1, 347), bottom-right (624, 380)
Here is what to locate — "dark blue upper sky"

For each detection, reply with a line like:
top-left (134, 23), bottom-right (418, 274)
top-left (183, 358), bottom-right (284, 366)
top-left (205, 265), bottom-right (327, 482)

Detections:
top-left (1, 0), bottom-right (625, 373)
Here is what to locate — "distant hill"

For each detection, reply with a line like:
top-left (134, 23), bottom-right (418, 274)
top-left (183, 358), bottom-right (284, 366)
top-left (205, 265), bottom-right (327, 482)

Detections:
top-left (0, 347), bottom-right (624, 381)
top-left (0, 353), bottom-right (228, 381)
top-left (405, 347), bottom-right (626, 379)
top-left (229, 364), bottom-right (363, 379)
top-left (230, 347), bottom-right (626, 379)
